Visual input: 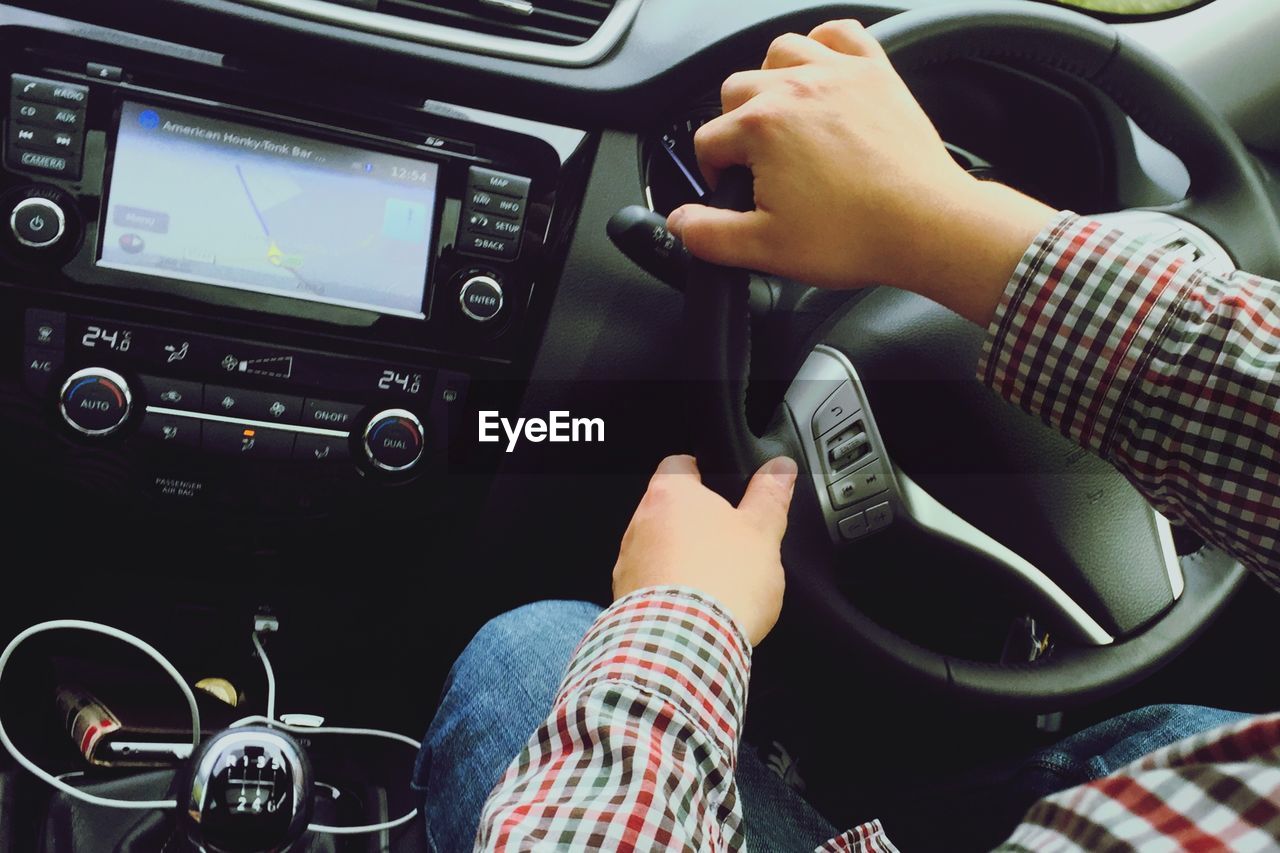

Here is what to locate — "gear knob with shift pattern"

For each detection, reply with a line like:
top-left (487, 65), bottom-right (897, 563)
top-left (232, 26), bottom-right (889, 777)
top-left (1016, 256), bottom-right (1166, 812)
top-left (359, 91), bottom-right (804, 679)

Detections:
top-left (177, 726), bottom-right (313, 853)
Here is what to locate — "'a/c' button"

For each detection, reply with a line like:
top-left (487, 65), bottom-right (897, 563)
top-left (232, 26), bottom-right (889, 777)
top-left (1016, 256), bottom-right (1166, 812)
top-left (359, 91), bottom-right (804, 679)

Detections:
top-left (303, 399), bottom-right (363, 431)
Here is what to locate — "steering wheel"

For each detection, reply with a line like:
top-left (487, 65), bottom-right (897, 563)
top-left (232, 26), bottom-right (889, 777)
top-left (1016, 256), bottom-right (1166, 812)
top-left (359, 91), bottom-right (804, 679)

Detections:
top-left (687, 1), bottom-right (1279, 709)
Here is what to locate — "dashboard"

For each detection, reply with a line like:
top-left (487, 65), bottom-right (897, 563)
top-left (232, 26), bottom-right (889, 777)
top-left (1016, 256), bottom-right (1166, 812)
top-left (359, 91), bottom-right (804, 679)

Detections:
top-left (0, 0), bottom-right (1267, 586)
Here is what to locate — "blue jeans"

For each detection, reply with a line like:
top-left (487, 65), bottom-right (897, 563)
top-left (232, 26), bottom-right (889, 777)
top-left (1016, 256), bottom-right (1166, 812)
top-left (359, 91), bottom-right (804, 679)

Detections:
top-left (414, 601), bottom-right (1246, 852)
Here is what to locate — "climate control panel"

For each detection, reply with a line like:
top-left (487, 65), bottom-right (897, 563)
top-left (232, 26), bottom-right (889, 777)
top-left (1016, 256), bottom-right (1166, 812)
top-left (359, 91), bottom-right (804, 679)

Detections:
top-left (23, 307), bottom-right (470, 485)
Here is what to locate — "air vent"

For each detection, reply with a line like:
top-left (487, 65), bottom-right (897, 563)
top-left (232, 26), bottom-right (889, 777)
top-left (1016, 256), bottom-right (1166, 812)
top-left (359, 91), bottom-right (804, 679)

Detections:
top-left (378, 0), bottom-right (617, 47)
top-left (230, 0), bottom-right (641, 66)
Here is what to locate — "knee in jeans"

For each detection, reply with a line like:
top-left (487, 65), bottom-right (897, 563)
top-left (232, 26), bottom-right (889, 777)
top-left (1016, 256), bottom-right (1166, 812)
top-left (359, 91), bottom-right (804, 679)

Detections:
top-left (453, 600), bottom-right (603, 687)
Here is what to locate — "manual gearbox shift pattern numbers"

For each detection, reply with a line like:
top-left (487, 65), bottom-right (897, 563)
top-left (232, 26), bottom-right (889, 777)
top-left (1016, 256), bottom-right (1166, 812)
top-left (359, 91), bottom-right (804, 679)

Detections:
top-left (99, 102), bottom-right (439, 318)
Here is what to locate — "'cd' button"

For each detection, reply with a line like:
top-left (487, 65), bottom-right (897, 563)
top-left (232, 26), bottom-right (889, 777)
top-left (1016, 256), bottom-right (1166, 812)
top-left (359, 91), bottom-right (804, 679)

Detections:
top-left (12, 102), bottom-right (84, 132)
top-left (203, 422), bottom-right (294, 459)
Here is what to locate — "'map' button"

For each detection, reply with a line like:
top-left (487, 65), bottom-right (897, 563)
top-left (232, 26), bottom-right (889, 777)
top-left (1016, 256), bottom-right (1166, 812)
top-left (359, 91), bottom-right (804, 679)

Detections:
top-left (467, 167), bottom-right (530, 199)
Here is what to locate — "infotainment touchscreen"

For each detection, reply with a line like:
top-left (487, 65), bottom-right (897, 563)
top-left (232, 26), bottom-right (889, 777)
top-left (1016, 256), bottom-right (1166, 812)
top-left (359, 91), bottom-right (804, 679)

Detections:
top-left (99, 101), bottom-right (440, 318)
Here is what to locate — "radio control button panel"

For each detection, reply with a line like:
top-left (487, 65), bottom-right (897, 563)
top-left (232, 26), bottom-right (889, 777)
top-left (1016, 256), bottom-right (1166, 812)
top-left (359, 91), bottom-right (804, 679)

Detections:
top-left (7, 75), bottom-right (87, 180)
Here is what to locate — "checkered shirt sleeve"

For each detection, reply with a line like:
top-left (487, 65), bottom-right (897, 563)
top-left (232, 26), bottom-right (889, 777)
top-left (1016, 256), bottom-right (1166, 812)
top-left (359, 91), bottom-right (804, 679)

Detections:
top-left (979, 212), bottom-right (1280, 582)
top-left (475, 587), bottom-right (754, 851)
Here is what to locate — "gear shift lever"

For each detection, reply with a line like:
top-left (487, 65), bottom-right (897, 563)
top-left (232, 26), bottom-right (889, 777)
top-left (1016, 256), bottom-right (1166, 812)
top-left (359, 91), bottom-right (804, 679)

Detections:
top-left (177, 726), bottom-right (313, 853)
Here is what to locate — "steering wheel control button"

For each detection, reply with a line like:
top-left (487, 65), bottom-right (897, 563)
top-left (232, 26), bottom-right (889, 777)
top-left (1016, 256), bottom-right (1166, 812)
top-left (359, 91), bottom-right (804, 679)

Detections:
top-left (302, 398), bottom-right (363, 430)
top-left (865, 502), bottom-right (895, 533)
top-left (140, 375), bottom-right (203, 411)
top-left (459, 275), bottom-right (505, 322)
top-left (294, 433), bottom-right (350, 464)
top-left (812, 381), bottom-right (860, 439)
top-left (829, 458), bottom-right (890, 510)
top-left (59, 368), bottom-right (132, 436)
top-left (140, 413), bottom-right (202, 448)
top-left (838, 513), bottom-right (869, 540)
top-left (10, 197), bottom-right (66, 248)
top-left (204, 422), bottom-right (295, 459)
top-left (826, 421), bottom-right (871, 475)
top-left (363, 409), bottom-right (425, 472)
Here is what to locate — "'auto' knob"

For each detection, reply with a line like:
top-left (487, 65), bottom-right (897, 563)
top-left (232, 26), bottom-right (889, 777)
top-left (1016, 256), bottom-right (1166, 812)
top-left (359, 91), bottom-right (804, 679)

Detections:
top-left (59, 367), bottom-right (132, 436)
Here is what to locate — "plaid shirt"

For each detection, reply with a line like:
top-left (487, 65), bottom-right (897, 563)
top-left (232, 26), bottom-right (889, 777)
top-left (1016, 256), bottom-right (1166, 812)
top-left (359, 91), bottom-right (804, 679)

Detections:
top-left (476, 213), bottom-right (1280, 851)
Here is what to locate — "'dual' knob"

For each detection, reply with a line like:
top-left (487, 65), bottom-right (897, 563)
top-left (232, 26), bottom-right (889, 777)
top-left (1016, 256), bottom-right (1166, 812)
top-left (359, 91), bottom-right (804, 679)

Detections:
top-left (59, 367), bottom-right (132, 436)
top-left (362, 409), bottom-right (424, 472)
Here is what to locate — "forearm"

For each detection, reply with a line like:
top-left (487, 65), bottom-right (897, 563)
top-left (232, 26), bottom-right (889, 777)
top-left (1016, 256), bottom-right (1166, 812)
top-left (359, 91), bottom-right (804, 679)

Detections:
top-left (980, 213), bottom-right (1280, 580)
top-left (475, 588), bottom-right (752, 851)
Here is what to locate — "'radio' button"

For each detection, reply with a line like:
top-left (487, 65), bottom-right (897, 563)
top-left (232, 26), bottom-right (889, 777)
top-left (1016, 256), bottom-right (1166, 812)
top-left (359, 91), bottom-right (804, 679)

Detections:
top-left (11, 75), bottom-right (89, 108)
top-left (302, 398), bottom-right (363, 431)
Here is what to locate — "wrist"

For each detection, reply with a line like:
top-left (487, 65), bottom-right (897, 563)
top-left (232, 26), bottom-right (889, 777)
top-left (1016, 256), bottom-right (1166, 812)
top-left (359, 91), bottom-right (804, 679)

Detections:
top-left (894, 179), bottom-right (1057, 326)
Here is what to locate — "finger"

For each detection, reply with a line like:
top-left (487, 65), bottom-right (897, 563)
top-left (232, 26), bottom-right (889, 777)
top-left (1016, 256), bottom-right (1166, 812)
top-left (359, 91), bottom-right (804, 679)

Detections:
top-left (691, 112), bottom-right (753, 190)
top-left (807, 19), bottom-right (887, 62)
top-left (651, 454), bottom-right (701, 481)
top-left (666, 205), bottom-right (769, 270)
top-left (720, 69), bottom-right (770, 114)
top-left (736, 456), bottom-right (799, 543)
top-left (762, 32), bottom-right (830, 70)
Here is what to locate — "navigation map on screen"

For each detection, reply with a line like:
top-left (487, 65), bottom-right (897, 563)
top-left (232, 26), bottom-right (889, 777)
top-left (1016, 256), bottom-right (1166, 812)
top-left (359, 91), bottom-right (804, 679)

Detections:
top-left (99, 102), bottom-right (440, 317)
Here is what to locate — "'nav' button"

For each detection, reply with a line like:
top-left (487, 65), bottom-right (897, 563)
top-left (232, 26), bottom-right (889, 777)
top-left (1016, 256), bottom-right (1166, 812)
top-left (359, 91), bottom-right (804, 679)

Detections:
top-left (303, 398), bottom-right (363, 431)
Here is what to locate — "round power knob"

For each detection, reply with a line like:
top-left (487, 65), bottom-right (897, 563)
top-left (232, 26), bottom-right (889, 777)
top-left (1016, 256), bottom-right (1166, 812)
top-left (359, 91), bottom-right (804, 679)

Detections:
top-left (363, 409), bottom-right (425, 472)
top-left (10, 197), bottom-right (67, 249)
top-left (59, 367), bottom-right (132, 436)
top-left (458, 274), bottom-right (504, 323)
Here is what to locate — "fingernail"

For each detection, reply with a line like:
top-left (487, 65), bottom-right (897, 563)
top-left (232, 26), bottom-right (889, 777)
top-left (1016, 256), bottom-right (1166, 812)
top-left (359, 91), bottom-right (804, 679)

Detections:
top-left (666, 208), bottom-right (686, 238)
top-left (766, 456), bottom-right (798, 490)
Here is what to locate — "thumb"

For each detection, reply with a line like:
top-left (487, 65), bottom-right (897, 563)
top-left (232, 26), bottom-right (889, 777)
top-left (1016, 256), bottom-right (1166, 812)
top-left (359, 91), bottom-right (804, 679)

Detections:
top-left (737, 456), bottom-right (799, 543)
top-left (667, 205), bottom-right (768, 269)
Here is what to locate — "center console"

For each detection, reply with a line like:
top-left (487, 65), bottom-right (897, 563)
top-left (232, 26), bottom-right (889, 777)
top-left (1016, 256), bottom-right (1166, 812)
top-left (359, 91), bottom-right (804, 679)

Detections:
top-left (0, 25), bottom-right (575, 522)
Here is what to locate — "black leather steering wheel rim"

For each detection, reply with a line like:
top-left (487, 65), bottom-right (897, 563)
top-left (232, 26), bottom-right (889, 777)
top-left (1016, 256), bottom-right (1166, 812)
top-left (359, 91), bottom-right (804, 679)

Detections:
top-left (685, 1), bottom-right (1262, 710)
